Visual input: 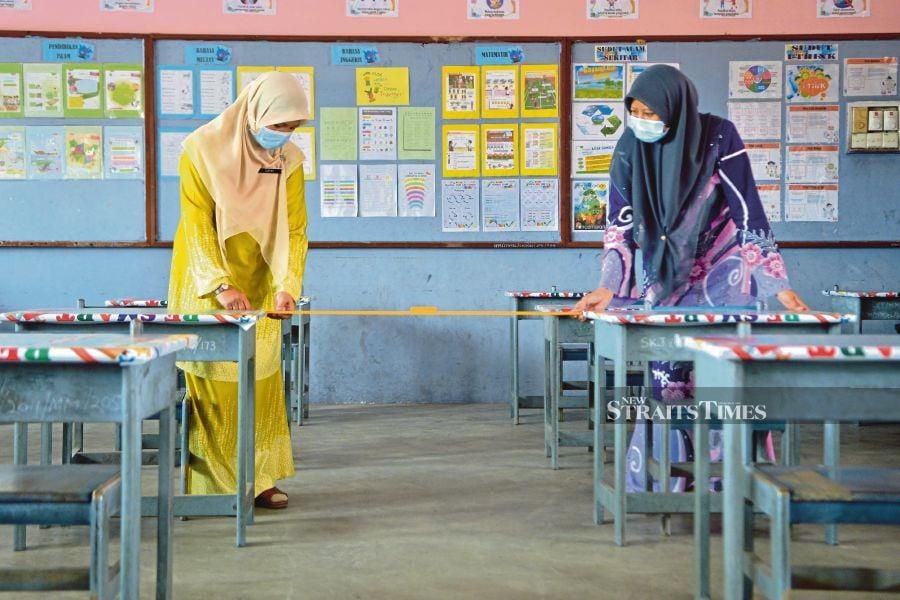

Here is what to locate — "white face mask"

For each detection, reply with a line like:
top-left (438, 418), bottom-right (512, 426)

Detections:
top-left (628, 115), bottom-right (669, 143)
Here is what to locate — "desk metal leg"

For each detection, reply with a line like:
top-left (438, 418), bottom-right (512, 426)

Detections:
top-left (549, 321), bottom-right (561, 470)
top-left (694, 419), bottom-right (711, 600)
top-left (510, 300), bottom-right (520, 423)
top-left (613, 341), bottom-right (627, 546)
top-left (543, 334), bottom-right (552, 458)
top-left (295, 320), bottom-right (305, 425)
top-left (13, 422), bottom-right (27, 551)
top-left (121, 375), bottom-right (143, 600)
top-left (156, 405), bottom-right (175, 600)
top-left (824, 421), bottom-right (840, 545)
top-left (593, 352), bottom-right (606, 525)
top-left (236, 329), bottom-right (256, 544)
top-left (723, 421), bottom-right (747, 600)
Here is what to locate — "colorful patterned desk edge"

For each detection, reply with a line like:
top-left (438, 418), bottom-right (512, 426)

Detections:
top-left (534, 304), bottom-right (580, 315)
top-left (0, 333), bottom-right (198, 364)
top-left (678, 335), bottom-right (900, 361)
top-left (822, 290), bottom-right (899, 298)
top-left (104, 298), bottom-right (168, 307)
top-left (1, 311), bottom-right (259, 331)
top-left (584, 311), bottom-right (854, 325)
top-left (504, 291), bottom-right (587, 298)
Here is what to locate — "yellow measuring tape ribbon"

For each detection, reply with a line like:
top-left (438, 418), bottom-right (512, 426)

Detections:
top-left (268, 306), bottom-right (579, 318)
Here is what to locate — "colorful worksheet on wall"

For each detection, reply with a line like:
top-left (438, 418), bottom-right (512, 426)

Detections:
top-left (626, 63), bottom-right (679, 92)
top-left (359, 163), bottom-right (398, 217)
top-left (289, 126), bottom-right (316, 181)
top-left (101, 0), bottom-right (153, 12)
top-left (744, 142), bottom-right (782, 181)
top-left (588, 0), bottom-right (638, 19)
top-left (0, 63), bottom-right (23, 117)
top-left (275, 66), bottom-right (315, 114)
top-left (397, 163), bottom-right (436, 217)
top-left (224, 0), bottom-right (275, 15)
top-left (520, 178), bottom-right (559, 231)
top-left (817, 0), bottom-right (869, 18)
top-left (468, 0), bottom-right (519, 19)
top-left (236, 66), bottom-right (273, 93)
top-left (572, 101), bottom-right (625, 140)
top-left (572, 140), bottom-right (616, 177)
top-left (442, 124), bottom-right (479, 178)
top-left (786, 184), bottom-right (838, 221)
top-left (785, 63), bottom-right (839, 103)
top-left (359, 107), bottom-right (397, 160)
top-left (320, 163), bottom-right (358, 217)
top-left (482, 179), bottom-right (520, 232)
top-left (844, 58), bottom-right (898, 96)
top-left (104, 64), bottom-right (143, 118)
top-left (701, 0), bottom-right (751, 18)
top-left (398, 107), bottom-right (435, 160)
top-left (103, 125), bottom-right (143, 179)
top-left (158, 66), bottom-right (195, 118)
top-left (573, 64), bottom-right (624, 100)
top-left (64, 126), bottom-right (103, 179)
top-left (0, 0), bottom-right (31, 8)
top-left (520, 64), bottom-right (559, 118)
top-left (727, 101), bottom-right (781, 140)
top-left (520, 122), bottom-right (558, 177)
top-left (198, 67), bottom-right (234, 117)
top-left (481, 124), bottom-right (518, 176)
top-left (63, 64), bottom-right (103, 117)
top-left (787, 105), bottom-right (840, 144)
top-left (25, 126), bottom-right (63, 179)
top-left (757, 184), bottom-right (782, 222)
top-left (22, 63), bottom-right (63, 117)
top-left (442, 66), bottom-right (479, 119)
top-left (728, 61), bottom-right (782, 100)
top-left (572, 179), bottom-right (609, 231)
top-left (356, 67), bottom-right (409, 105)
top-left (158, 127), bottom-right (192, 178)
top-left (320, 107), bottom-right (358, 161)
top-left (441, 179), bottom-right (480, 232)
top-left (347, 0), bottom-right (398, 17)
top-left (0, 126), bottom-right (26, 178)
top-left (786, 145), bottom-right (839, 183)
top-left (481, 65), bottom-right (519, 119)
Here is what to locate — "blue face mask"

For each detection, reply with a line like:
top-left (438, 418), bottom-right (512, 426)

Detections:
top-left (251, 126), bottom-right (292, 150)
top-left (628, 115), bottom-right (668, 143)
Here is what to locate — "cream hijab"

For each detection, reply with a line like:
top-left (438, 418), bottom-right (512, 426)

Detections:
top-left (182, 71), bottom-right (309, 288)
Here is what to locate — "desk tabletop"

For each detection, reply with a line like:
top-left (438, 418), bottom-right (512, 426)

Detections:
top-left (505, 291), bottom-right (586, 299)
top-left (534, 304), bottom-right (580, 315)
top-left (822, 290), bottom-right (899, 298)
top-left (0, 332), bottom-right (198, 364)
top-left (679, 334), bottom-right (900, 361)
top-left (585, 309), bottom-right (850, 326)
top-left (1, 310), bottom-right (261, 329)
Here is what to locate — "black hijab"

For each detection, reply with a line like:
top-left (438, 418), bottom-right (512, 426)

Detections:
top-left (610, 65), bottom-right (722, 302)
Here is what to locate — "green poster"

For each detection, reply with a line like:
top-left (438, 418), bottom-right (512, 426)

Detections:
top-left (320, 107), bottom-right (358, 161)
top-left (63, 63), bottom-right (104, 118)
top-left (398, 107), bottom-right (436, 160)
top-left (0, 63), bottom-right (24, 118)
top-left (104, 63), bottom-right (144, 119)
top-left (23, 63), bottom-right (63, 118)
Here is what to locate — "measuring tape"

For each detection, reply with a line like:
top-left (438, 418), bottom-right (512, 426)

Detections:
top-left (268, 306), bottom-right (579, 318)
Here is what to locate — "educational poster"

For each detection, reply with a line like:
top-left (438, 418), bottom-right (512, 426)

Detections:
top-left (787, 105), bottom-right (840, 144)
top-left (359, 163), bottom-right (398, 217)
top-left (626, 63), bottom-right (679, 92)
top-left (785, 63), bottom-right (839, 103)
top-left (63, 64), bottom-right (103, 117)
top-left (397, 164), bottom-right (436, 217)
top-left (224, 0), bottom-right (275, 15)
top-left (573, 64), bottom-right (625, 100)
top-left (356, 67), bottom-right (410, 105)
top-left (289, 126), bottom-right (316, 181)
top-left (0, 126), bottom-right (26, 179)
top-left (817, 0), bottom-right (869, 18)
top-left (481, 65), bottom-right (519, 119)
top-left (158, 67), bottom-right (194, 117)
top-left (786, 184), bottom-right (838, 222)
top-left (347, 0), bottom-right (398, 17)
top-left (64, 126), bottom-right (103, 180)
top-left (443, 66), bottom-right (479, 119)
top-left (442, 125), bottom-right (479, 178)
top-left (276, 66), bottom-right (315, 114)
top-left (744, 142), bottom-right (782, 181)
top-left (104, 64), bottom-right (143, 118)
top-left (468, 0), bottom-right (520, 19)
top-left (398, 107), bottom-right (435, 160)
top-left (844, 58), bottom-right (898, 96)
top-left (236, 66), bottom-right (272, 93)
top-left (572, 179), bottom-right (609, 231)
top-left (572, 140), bottom-right (616, 177)
top-left (320, 107), bottom-right (358, 161)
top-left (701, 0), bottom-right (751, 18)
top-left (359, 107), bottom-right (397, 160)
top-left (520, 178), bottom-right (559, 231)
top-left (785, 43), bottom-right (838, 62)
top-left (481, 124), bottom-right (518, 176)
top-left (23, 63), bottom-right (63, 117)
top-left (320, 163), bottom-right (359, 218)
top-left (101, 0), bottom-right (153, 11)
top-left (198, 67), bottom-right (234, 116)
top-left (785, 145), bottom-right (840, 183)
top-left (756, 184), bottom-right (782, 222)
top-left (26, 126), bottom-right (63, 179)
top-left (103, 126), bottom-right (143, 179)
top-left (520, 64), bottom-right (559, 118)
top-left (0, 63), bottom-right (23, 117)
top-left (158, 128), bottom-right (191, 178)
top-left (727, 101), bottom-right (781, 140)
top-left (441, 179), bottom-right (480, 232)
top-left (521, 122), bottom-right (558, 176)
top-left (594, 44), bottom-right (646, 63)
top-left (572, 102), bottom-right (625, 140)
top-left (728, 61), bottom-right (782, 100)
top-left (588, 0), bottom-right (638, 19)
top-left (482, 179), bottom-right (520, 232)
top-left (0, 0), bottom-right (31, 8)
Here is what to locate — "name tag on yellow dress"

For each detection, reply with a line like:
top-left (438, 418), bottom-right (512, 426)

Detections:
top-left (258, 167), bottom-right (282, 174)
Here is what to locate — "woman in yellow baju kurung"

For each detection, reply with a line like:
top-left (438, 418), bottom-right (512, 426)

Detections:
top-left (167, 72), bottom-right (310, 509)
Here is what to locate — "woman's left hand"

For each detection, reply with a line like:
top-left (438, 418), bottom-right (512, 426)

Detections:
top-left (776, 289), bottom-right (810, 312)
top-left (271, 291), bottom-right (295, 319)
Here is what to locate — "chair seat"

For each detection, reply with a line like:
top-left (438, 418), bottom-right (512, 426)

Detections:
top-left (755, 466), bottom-right (900, 503)
top-left (0, 465), bottom-right (120, 504)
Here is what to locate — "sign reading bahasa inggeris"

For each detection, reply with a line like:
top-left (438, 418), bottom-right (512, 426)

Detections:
top-left (332, 45), bottom-right (380, 66)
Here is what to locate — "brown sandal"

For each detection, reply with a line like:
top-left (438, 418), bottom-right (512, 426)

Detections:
top-left (255, 487), bottom-right (288, 509)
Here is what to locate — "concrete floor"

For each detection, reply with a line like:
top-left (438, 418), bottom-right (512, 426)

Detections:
top-left (2, 405), bottom-right (900, 599)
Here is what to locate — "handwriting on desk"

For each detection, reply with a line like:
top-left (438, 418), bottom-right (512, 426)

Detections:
top-left (189, 339), bottom-right (217, 352)
top-left (0, 383), bottom-right (119, 417)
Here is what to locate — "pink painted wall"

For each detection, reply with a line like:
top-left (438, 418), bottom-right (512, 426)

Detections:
top-left (2, 0), bottom-right (897, 37)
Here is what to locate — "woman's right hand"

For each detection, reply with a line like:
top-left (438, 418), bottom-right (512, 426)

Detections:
top-left (573, 287), bottom-right (614, 317)
top-left (217, 287), bottom-right (253, 311)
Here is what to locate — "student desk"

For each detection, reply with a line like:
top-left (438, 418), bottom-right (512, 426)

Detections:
top-left (505, 290), bottom-right (585, 424)
top-left (685, 334), bottom-right (900, 600)
top-left (823, 289), bottom-right (900, 333)
top-left (0, 331), bottom-right (196, 599)
top-left (584, 309), bottom-right (849, 548)
top-left (290, 296), bottom-right (311, 425)
top-left (1, 309), bottom-right (260, 548)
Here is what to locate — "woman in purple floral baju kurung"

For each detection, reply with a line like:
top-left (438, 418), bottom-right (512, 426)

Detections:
top-left (575, 65), bottom-right (809, 491)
